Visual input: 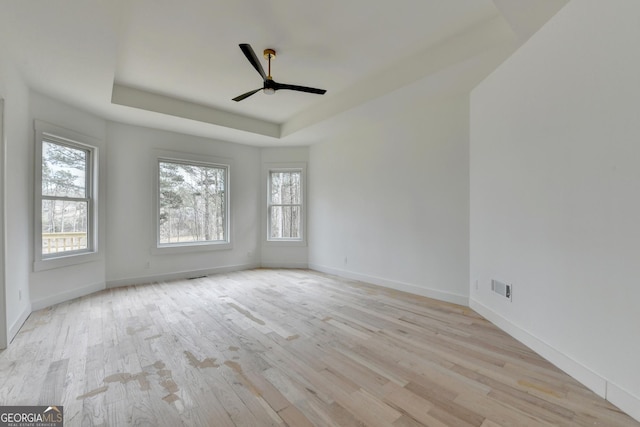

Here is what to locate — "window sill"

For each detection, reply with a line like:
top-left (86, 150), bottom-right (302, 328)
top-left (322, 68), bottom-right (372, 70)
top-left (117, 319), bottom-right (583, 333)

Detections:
top-left (34, 251), bottom-right (101, 272)
top-left (151, 241), bottom-right (233, 255)
top-left (264, 239), bottom-right (307, 247)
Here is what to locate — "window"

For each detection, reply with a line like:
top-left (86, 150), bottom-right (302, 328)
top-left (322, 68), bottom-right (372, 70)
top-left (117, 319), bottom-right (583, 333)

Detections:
top-left (156, 155), bottom-right (230, 250)
top-left (34, 121), bottom-right (99, 270)
top-left (268, 168), bottom-right (304, 241)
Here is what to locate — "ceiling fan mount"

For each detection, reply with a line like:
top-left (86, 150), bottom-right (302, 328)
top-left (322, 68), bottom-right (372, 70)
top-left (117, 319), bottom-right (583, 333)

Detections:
top-left (232, 43), bottom-right (326, 102)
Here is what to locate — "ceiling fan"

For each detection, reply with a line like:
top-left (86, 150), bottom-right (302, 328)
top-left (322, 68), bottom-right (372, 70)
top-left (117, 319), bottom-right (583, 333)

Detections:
top-left (232, 43), bottom-right (327, 102)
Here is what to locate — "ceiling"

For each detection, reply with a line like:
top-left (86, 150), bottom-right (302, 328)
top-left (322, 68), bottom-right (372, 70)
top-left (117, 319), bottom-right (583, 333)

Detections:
top-left (0, 0), bottom-right (568, 146)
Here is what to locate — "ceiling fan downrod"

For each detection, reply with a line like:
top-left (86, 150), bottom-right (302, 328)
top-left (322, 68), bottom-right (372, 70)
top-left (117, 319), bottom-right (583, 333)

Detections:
top-left (263, 48), bottom-right (275, 80)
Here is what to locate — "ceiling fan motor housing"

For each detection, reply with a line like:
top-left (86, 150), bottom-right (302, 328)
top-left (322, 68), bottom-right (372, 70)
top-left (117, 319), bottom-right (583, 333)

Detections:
top-left (263, 77), bottom-right (276, 95)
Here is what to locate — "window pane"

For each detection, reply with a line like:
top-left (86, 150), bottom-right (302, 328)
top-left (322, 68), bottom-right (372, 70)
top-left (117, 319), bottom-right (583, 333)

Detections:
top-left (270, 171), bottom-right (301, 204)
top-left (270, 205), bottom-right (301, 239)
top-left (42, 141), bottom-right (88, 198)
top-left (42, 199), bottom-right (88, 254)
top-left (159, 161), bottom-right (226, 244)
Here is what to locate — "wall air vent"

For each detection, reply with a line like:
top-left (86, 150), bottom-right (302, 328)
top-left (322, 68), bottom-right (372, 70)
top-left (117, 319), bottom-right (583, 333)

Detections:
top-left (491, 279), bottom-right (512, 301)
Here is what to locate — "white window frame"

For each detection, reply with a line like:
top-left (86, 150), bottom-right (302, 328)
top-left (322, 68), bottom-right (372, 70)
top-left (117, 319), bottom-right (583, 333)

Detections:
top-left (265, 163), bottom-right (306, 245)
top-left (34, 120), bottom-right (100, 271)
top-left (152, 150), bottom-right (232, 254)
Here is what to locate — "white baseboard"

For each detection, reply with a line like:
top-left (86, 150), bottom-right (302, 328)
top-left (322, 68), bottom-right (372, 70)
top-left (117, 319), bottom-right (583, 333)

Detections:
top-left (31, 281), bottom-right (106, 311)
top-left (309, 263), bottom-right (469, 306)
top-left (260, 261), bottom-right (309, 269)
top-left (606, 382), bottom-right (640, 423)
top-left (470, 298), bottom-right (640, 423)
top-left (106, 263), bottom-right (260, 289)
top-left (8, 303), bottom-right (32, 343)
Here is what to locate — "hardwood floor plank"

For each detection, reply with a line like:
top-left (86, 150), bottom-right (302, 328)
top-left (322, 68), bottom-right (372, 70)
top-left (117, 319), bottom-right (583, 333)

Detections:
top-left (0, 269), bottom-right (637, 426)
top-left (382, 383), bottom-right (439, 425)
top-left (38, 358), bottom-right (69, 405)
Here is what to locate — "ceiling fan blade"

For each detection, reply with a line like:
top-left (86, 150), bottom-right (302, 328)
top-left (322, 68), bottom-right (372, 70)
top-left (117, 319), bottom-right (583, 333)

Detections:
top-left (273, 82), bottom-right (326, 95)
top-left (232, 88), bottom-right (262, 102)
top-left (239, 43), bottom-right (267, 80)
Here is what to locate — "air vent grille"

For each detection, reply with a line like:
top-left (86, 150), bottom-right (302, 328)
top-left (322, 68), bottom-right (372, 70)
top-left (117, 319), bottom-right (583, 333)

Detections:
top-left (491, 279), bottom-right (512, 301)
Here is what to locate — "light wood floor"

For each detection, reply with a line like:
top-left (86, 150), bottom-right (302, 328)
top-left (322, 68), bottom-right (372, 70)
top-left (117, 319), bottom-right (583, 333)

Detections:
top-left (0, 269), bottom-right (637, 426)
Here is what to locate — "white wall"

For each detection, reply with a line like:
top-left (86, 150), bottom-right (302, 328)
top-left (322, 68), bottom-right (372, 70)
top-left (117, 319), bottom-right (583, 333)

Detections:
top-left (309, 95), bottom-right (470, 305)
top-left (260, 147), bottom-right (309, 268)
top-left (0, 98), bottom-right (4, 347)
top-left (105, 122), bottom-right (261, 286)
top-left (470, 0), bottom-right (640, 420)
top-left (0, 61), bottom-right (32, 344)
top-left (29, 92), bottom-right (108, 310)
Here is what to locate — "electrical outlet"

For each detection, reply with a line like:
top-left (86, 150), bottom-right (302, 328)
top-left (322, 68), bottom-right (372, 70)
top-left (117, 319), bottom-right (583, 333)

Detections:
top-left (19, 290), bottom-right (22, 300)
top-left (344, 256), bottom-right (348, 265)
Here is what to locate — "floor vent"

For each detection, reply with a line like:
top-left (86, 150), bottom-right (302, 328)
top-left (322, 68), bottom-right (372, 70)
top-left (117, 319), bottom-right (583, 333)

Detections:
top-left (491, 279), bottom-right (512, 301)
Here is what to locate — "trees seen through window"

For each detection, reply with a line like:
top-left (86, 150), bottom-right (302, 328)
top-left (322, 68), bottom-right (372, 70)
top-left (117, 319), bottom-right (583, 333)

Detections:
top-left (41, 141), bottom-right (90, 255)
top-left (158, 160), bottom-right (227, 245)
